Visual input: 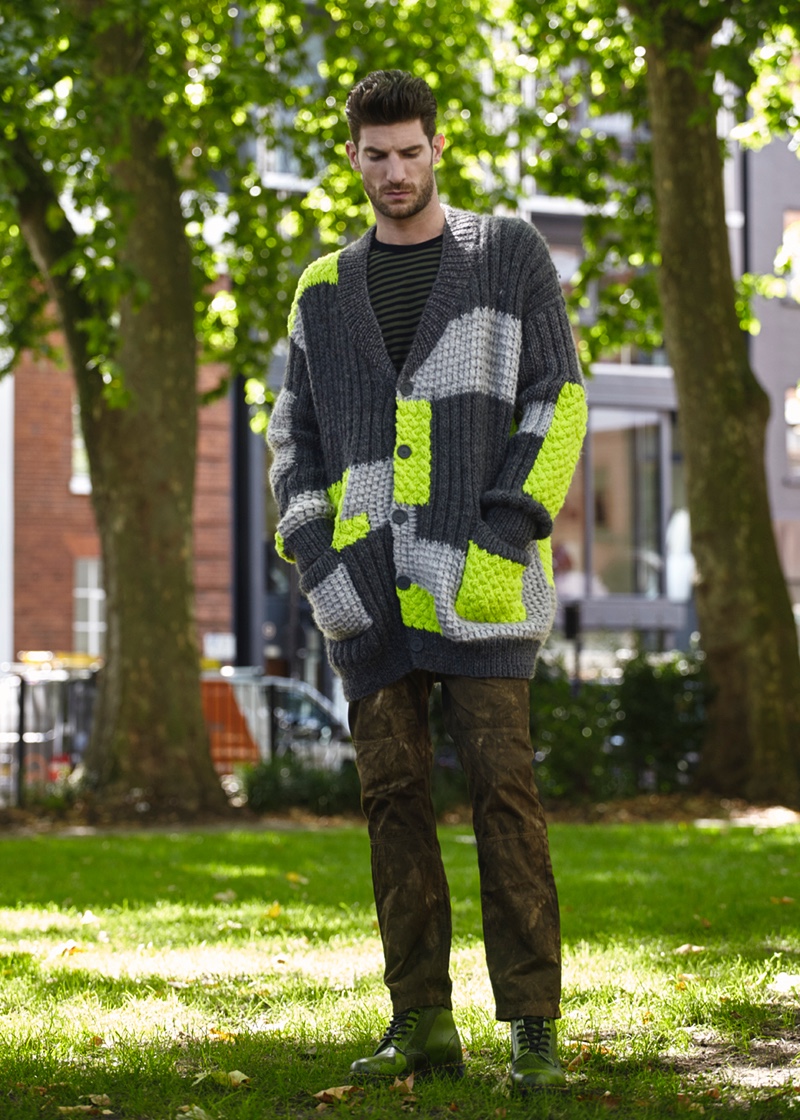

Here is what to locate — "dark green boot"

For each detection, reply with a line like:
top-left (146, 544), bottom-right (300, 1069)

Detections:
top-left (350, 1006), bottom-right (464, 1078)
top-left (509, 1016), bottom-right (566, 1090)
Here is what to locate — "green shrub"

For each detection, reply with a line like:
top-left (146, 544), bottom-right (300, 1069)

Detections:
top-left (243, 755), bottom-right (362, 816)
top-left (530, 648), bottom-right (709, 802)
top-left (244, 649), bottom-right (709, 814)
top-left (614, 648), bottom-right (708, 792)
top-left (530, 658), bottom-right (627, 802)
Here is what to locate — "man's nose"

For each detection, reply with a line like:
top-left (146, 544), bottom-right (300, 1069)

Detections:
top-left (386, 154), bottom-right (405, 180)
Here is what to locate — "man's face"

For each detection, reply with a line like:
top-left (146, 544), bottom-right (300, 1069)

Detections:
top-left (346, 119), bottom-right (445, 221)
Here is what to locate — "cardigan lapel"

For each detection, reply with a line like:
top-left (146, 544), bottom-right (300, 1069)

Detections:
top-left (401, 207), bottom-right (481, 375)
top-left (337, 226), bottom-right (396, 378)
top-left (336, 207), bottom-right (482, 378)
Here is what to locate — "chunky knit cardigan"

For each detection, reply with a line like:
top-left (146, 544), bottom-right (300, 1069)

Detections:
top-left (268, 206), bottom-right (587, 701)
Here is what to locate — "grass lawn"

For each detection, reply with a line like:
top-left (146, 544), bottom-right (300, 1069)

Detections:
top-left (0, 818), bottom-right (798, 1118)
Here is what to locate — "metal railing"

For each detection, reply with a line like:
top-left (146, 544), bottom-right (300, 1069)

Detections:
top-left (0, 667), bottom-right (97, 809)
top-left (0, 666), bottom-right (351, 808)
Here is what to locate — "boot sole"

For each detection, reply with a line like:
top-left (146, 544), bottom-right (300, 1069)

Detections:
top-left (351, 1062), bottom-right (465, 1081)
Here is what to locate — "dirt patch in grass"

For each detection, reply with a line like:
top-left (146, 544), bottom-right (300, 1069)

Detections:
top-left (668, 1024), bottom-right (800, 1093)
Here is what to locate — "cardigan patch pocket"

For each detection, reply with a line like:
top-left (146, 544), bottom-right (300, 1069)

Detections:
top-left (300, 554), bottom-right (373, 641)
top-left (455, 540), bottom-right (527, 625)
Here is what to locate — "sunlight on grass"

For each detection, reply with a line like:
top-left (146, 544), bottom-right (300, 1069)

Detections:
top-left (0, 822), bottom-right (798, 1119)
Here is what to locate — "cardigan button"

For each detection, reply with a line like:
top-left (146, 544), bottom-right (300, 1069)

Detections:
top-left (409, 636), bottom-right (424, 653)
top-left (396, 575), bottom-right (412, 591)
top-left (398, 379), bottom-right (413, 396)
top-left (391, 510), bottom-right (408, 525)
top-left (397, 444), bottom-right (412, 459)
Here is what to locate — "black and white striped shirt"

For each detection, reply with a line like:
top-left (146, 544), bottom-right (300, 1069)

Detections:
top-left (367, 234), bottom-right (443, 371)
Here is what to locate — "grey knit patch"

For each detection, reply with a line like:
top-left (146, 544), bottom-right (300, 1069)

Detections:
top-left (278, 489), bottom-right (332, 540)
top-left (342, 458), bottom-right (394, 528)
top-left (306, 563), bottom-right (373, 640)
top-left (268, 388), bottom-right (296, 489)
top-left (519, 398), bottom-right (557, 437)
top-left (410, 308), bottom-right (522, 403)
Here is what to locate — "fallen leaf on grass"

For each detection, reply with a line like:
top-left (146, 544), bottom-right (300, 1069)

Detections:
top-left (207, 1028), bottom-right (237, 1042)
top-left (212, 889), bottom-right (237, 903)
top-left (673, 944), bottom-right (706, 955)
top-left (265, 903), bottom-right (282, 919)
top-left (286, 871), bottom-right (309, 885)
top-left (58, 940), bottom-right (88, 957)
top-left (312, 1085), bottom-right (362, 1104)
top-left (57, 1106), bottom-right (114, 1117)
top-left (176, 1108), bottom-right (216, 1120)
top-left (86, 1096), bottom-right (112, 1107)
top-left (495, 1110), bottom-right (508, 1118)
top-left (448, 1103), bottom-right (459, 1112)
top-left (770, 896), bottom-right (795, 905)
top-left (567, 1045), bottom-right (592, 1071)
top-left (390, 1074), bottom-right (415, 1095)
top-left (567, 1043), bottom-right (611, 1071)
top-left (192, 1070), bottom-right (251, 1088)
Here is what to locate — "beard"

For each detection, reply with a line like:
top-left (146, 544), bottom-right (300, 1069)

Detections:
top-left (365, 162), bottom-right (436, 220)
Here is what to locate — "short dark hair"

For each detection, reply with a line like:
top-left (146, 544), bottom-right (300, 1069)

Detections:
top-left (345, 70), bottom-right (438, 146)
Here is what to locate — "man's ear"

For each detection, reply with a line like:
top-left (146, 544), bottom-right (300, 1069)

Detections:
top-left (432, 133), bottom-right (446, 164)
top-left (345, 140), bottom-right (360, 170)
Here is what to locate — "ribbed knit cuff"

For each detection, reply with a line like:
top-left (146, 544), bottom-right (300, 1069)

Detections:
top-left (284, 518), bottom-right (334, 575)
top-left (481, 489), bottom-right (553, 550)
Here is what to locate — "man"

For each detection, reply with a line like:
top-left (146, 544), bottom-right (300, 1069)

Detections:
top-left (268, 70), bottom-right (587, 1090)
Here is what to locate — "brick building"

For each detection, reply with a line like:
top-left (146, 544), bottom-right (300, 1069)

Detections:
top-left (1, 353), bottom-right (233, 664)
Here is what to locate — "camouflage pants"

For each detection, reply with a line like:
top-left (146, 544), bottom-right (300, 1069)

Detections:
top-left (349, 671), bottom-right (561, 1021)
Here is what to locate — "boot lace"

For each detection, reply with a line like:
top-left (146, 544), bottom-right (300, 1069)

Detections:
top-left (514, 1016), bottom-right (551, 1057)
top-left (376, 1008), bottom-right (421, 1052)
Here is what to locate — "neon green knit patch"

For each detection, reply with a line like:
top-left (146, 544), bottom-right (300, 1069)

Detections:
top-left (537, 538), bottom-right (554, 586)
top-left (275, 531), bottom-right (295, 564)
top-left (328, 470), bottom-right (370, 551)
top-left (397, 583), bottom-right (442, 633)
top-left (523, 381), bottom-right (588, 516)
top-left (455, 542), bottom-right (527, 624)
top-left (394, 399), bottom-right (432, 505)
top-left (287, 250), bottom-right (341, 335)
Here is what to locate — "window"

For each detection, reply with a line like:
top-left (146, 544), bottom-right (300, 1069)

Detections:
top-left (70, 400), bottom-right (91, 495)
top-left (73, 558), bottom-right (106, 656)
top-left (777, 210), bottom-right (800, 303)
top-left (786, 386), bottom-right (800, 478)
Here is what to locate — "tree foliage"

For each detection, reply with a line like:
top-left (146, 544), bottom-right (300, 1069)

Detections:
top-left (2, 0), bottom-right (800, 806)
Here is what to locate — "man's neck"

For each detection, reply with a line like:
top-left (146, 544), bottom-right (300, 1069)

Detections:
top-left (373, 200), bottom-right (446, 246)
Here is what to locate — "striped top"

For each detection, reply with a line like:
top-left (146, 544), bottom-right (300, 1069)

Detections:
top-left (367, 234), bottom-right (443, 371)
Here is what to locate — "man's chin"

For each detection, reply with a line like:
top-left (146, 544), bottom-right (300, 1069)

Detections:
top-left (376, 198), bottom-right (423, 220)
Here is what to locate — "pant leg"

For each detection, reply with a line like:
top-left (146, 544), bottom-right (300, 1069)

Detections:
top-left (441, 675), bottom-right (561, 1021)
top-left (349, 670), bottom-right (453, 1012)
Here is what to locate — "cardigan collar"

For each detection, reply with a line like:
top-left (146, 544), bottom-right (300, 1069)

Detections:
top-left (336, 206), bottom-right (483, 378)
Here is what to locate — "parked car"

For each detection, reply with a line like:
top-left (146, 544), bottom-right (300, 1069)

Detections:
top-left (200, 669), bottom-right (353, 774)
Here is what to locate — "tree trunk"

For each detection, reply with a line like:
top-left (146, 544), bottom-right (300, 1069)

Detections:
top-left (12, 3), bottom-right (229, 817)
top-left (644, 21), bottom-right (800, 805)
top-left (78, 111), bottom-right (227, 816)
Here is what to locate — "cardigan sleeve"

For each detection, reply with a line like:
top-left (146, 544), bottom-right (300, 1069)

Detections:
top-left (481, 265), bottom-right (587, 552)
top-left (267, 329), bottom-right (334, 572)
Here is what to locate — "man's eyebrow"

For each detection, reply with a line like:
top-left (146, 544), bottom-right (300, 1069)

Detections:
top-left (362, 144), bottom-right (424, 156)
